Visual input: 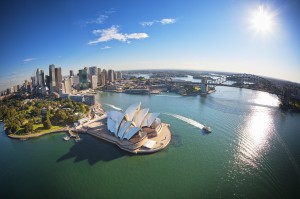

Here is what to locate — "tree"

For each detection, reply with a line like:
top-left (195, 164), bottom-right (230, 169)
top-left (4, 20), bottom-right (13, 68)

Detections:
top-left (52, 109), bottom-right (67, 125)
top-left (43, 113), bottom-right (52, 129)
top-left (24, 121), bottom-right (34, 133)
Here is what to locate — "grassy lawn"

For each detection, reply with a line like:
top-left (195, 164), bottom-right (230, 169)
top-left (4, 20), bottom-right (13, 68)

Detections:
top-left (9, 124), bottom-right (66, 139)
top-left (33, 124), bottom-right (64, 133)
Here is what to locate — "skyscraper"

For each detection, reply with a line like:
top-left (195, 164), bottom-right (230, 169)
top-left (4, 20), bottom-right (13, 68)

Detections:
top-left (79, 69), bottom-right (88, 83)
top-left (40, 69), bottom-right (45, 87)
top-left (90, 66), bottom-right (98, 82)
top-left (108, 69), bottom-right (114, 82)
top-left (55, 67), bottom-right (62, 91)
top-left (91, 75), bottom-right (97, 89)
top-left (70, 70), bottom-right (74, 77)
top-left (36, 68), bottom-right (45, 87)
top-left (97, 68), bottom-right (102, 84)
top-left (31, 76), bottom-right (36, 87)
top-left (62, 78), bottom-right (72, 94)
top-left (45, 75), bottom-right (50, 89)
top-left (102, 69), bottom-right (108, 84)
top-left (79, 68), bottom-right (89, 90)
top-left (49, 64), bottom-right (56, 93)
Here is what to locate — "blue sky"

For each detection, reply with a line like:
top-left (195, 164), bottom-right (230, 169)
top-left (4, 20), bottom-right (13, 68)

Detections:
top-left (0, 0), bottom-right (299, 90)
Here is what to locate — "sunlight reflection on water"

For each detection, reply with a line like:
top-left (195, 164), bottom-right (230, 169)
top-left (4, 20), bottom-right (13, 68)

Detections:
top-left (237, 91), bottom-right (276, 168)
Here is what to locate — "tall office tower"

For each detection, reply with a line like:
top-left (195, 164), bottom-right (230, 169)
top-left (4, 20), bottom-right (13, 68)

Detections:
top-left (40, 69), bottom-right (45, 87)
top-left (98, 73), bottom-right (103, 86)
top-left (84, 66), bottom-right (90, 80)
top-left (113, 71), bottom-right (117, 81)
top-left (97, 68), bottom-right (102, 83)
top-left (89, 66), bottom-right (98, 82)
top-left (31, 76), bottom-right (36, 86)
top-left (36, 68), bottom-right (44, 87)
top-left (45, 75), bottom-right (50, 89)
top-left (49, 64), bottom-right (56, 93)
top-left (79, 68), bottom-right (89, 89)
top-left (79, 69), bottom-right (88, 83)
top-left (102, 69), bottom-right (108, 84)
top-left (55, 67), bottom-right (62, 91)
top-left (70, 76), bottom-right (79, 87)
top-left (108, 69), bottom-right (114, 82)
top-left (70, 70), bottom-right (74, 77)
top-left (63, 78), bottom-right (72, 94)
top-left (36, 68), bottom-right (40, 86)
top-left (116, 71), bottom-right (122, 79)
top-left (91, 75), bottom-right (98, 89)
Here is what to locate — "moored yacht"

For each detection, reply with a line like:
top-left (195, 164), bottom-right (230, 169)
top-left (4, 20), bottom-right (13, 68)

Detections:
top-left (63, 136), bottom-right (70, 141)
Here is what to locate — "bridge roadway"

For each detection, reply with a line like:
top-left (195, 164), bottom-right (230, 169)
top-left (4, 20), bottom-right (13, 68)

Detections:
top-left (171, 73), bottom-right (284, 97)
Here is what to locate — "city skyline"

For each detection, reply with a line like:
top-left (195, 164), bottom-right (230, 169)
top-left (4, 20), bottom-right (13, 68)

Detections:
top-left (1, 0), bottom-right (300, 91)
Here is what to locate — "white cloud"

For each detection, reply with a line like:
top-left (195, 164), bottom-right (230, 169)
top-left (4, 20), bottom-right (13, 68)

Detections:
top-left (105, 8), bottom-right (115, 14)
top-left (125, 33), bottom-right (149, 39)
top-left (23, 58), bottom-right (36, 63)
top-left (141, 18), bottom-right (176, 27)
top-left (160, 18), bottom-right (176, 24)
top-left (89, 14), bottom-right (108, 24)
top-left (101, 46), bottom-right (111, 50)
top-left (78, 10), bottom-right (114, 27)
top-left (88, 25), bottom-right (148, 45)
top-left (141, 21), bottom-right (154, 27)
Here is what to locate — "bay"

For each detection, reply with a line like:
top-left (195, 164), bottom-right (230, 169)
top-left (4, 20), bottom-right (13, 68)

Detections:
top-left (1, 86), bottom-right (300, 199)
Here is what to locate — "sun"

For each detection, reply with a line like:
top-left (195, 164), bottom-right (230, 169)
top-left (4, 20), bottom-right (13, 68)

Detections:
top-left (251, 6), bottom-right (274, 34)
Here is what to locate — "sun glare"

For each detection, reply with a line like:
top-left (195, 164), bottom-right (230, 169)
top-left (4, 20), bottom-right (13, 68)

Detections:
top-left (251, 6), bottom-right (274, 34)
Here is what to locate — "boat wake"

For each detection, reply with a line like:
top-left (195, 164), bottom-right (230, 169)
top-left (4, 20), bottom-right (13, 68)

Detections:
top-left (163, 113), bottom-right (204, 129)
top-left (105, 103), bottom-right (123, 111)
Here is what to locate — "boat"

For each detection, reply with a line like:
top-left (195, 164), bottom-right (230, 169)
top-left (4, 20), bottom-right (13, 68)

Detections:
top-left (75, 136), bottom-right (81, 142)
top-left (63, 136), bottom-right (70, 141)
top-left (202, 126), bottom-right (212, 133)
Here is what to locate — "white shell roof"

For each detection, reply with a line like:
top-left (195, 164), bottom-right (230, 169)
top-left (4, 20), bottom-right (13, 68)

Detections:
top-left (141, 113), bottom-right (160, 127)
top-left (123, 127), bottom-right (140, 140)
top-left (124, 102), bottom-right (141, 121)
top-left (133, 108), bottom-right (149, 128)
top-left (107, 111), bottom-right (123, 122)
top-left (117, 121), bottom-right (132, 139)
top-left (106, 102), bottom-right (160, 139)
top-left (107, 117), bottom-right (116, 133)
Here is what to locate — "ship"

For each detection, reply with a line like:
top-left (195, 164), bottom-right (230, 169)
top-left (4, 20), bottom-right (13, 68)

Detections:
top-left (125, 88), bottom-right (150, 94)
top-left (202, 126), bottom-right (212, 133)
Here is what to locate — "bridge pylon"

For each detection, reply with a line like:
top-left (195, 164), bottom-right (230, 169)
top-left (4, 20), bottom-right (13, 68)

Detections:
top-left (200, 77), bottom-right (209, 94)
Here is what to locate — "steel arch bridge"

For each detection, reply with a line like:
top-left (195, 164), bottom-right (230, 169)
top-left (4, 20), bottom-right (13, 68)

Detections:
top-left (206, 73), bottom-right (283, 96)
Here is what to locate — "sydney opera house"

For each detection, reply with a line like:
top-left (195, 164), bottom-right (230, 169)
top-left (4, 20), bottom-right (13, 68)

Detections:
top-left (102, 102), bottom-right (171, 153)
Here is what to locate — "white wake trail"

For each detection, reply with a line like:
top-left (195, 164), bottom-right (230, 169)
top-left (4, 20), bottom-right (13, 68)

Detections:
top-left (105, 103), bottom-right (123, 111)
top-left (164, 113), bottom-right (204, 129)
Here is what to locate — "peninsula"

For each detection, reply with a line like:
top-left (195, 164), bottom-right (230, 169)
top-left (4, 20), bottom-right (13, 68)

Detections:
top-left (75, 102), bottom-right (171, 154)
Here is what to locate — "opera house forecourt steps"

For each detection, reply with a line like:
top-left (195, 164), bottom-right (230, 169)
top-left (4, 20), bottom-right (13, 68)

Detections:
top-left (83, 102), bottom-right (171, 154)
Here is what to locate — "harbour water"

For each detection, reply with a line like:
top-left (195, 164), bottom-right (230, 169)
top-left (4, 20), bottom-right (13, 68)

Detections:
top-left (1, 86), bottom-right (300, 198)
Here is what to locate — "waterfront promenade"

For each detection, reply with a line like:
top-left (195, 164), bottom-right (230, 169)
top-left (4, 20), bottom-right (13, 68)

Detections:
top-left (8, 127), bottom-right (68, 140)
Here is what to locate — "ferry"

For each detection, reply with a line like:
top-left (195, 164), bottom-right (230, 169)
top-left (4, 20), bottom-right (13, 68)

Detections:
top-left (202, 126), bottom-right (212, 133)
